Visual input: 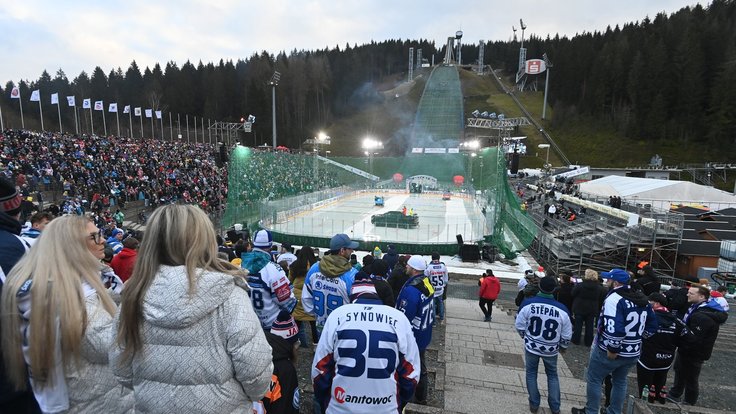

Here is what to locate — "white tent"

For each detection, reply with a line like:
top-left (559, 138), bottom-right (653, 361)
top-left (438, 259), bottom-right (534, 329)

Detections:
top-left (579, 175), bottom-right (736, 211)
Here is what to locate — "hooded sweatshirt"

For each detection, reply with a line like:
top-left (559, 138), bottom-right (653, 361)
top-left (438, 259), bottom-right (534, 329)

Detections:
top-left (109, 265), bottom-right (273, 413)
top-left (301, 254), bottom-right (357, 329)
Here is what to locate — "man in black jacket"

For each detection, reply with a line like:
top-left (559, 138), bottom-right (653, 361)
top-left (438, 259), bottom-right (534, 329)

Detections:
top-left (668, 285), bottom-right (728, 405)
top-left (631, 263), bottom-right (660, 296)
top-left (0, 177), bottom-right (41, 413)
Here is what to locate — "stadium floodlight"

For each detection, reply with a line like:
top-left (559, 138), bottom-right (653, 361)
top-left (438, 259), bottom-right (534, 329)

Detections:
top-left (362, 137), bottom-right (382, 175)
top-left (472, 109), bottom-right (480, 118)
top-left (270, 71), bottom-right (281, 148)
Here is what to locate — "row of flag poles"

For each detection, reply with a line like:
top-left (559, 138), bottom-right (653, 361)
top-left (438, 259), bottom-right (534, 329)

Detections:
top-left (5, 87), bottom-right (178, 141)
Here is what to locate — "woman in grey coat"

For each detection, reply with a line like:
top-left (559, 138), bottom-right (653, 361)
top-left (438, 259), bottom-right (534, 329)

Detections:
top-left (111, 204), bottom-right (272, 413)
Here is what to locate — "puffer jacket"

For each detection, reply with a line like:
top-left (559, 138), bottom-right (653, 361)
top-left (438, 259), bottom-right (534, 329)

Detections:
top-left (571, 280), bottom-right (606, 316)
top-left (110, 265), bottom-right (273, 413)
top-left (17, 282), bottom-right (133, 413)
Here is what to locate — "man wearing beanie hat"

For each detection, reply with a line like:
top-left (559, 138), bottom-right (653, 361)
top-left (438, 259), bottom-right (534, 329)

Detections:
top-left (312, 272), bottom-right (420, 413)
top-left (396, 254), bottom-right (435, 405)
top-left (256, 310), bottom-right (300, 413)
top-left (366, 259), bottom-right (395, 306)
top-left (572, 268), bottom-right (657, 414)
top-left (302, 233), bottom-right (359, 333)
top-left (515, 275), bottom-right (572, 414)
top-left (0, 176), bottom-right (40, 412)
top-left (242, 229), bottom-right (297, 329)
top-left (632, 262), bottom-right (660, 296)
top-left (636, 292), bottom-right (692, 404)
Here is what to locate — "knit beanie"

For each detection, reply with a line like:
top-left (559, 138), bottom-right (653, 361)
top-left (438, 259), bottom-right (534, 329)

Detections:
top-left (538, 276), bottom-right (558, 294)
top-left (0, 177), bottom-right (22, 215)
top-left (270, 310), bottom-right (298, 343)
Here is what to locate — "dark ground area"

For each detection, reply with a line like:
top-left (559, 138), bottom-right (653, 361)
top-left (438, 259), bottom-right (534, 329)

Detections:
top-left (448, 278), bottom-right (736, 413)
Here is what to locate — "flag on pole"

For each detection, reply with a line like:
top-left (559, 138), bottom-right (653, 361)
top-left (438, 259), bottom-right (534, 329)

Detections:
top-left (123, 105), bottom-right (130, 114)
top-left (145, 109), bottom-right (152, 118)
top-left (83, 98), bottom-right (91, 109)
top-left (94, 101), bottom-right (103, 111)
top-left (155, 110), bottom-right (162, 119)
top-left (51, 93), bottom-right (59, 105)
top-left (134, 107), bottom-right (141, 116)
top-left (109, 103), bottom-right (118, 112)
top-left (30, 90), bottom-right (40, 102)
top-left (67, 96), bottom-right (76, 106)
top-left (10, 87), bottom-right (20, 99)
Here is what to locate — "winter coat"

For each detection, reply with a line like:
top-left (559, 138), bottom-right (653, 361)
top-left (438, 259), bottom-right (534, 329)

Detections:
top-left (389, 264), bottom-right (409, 296)
top-left (110, 247), bottom-right (137, 283)
top-left (383, 247), bottom-right (399, 272)
top-left (632, 274), bottom-right (660, 296)
top-left (288, 261), bottom-right (315, 322)
top-left (679, 300), bottom-right (729, 362)
top-left (16, 281), bottom-right (133, 413)
top-left (571, 280), bottom-right (606, 316)
top-left (555, 282), bottom-right (574, 311)
top-left (109, 265), bottom-right (273, 413)
top-left (664, 287), bottom-right (690, 319)
top-left (0, 211), bottom-right (37, 410)
top-left (638, 307), bottom-right (693, 370)
top-left (479, 276), bottom-right (501, 300)
top-left (260, 333), bottom-right (299, 414)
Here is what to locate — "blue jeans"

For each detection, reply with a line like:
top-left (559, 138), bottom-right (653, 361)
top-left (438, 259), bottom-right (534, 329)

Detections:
top-left (525, 351), bottom-right (561, 412)
top-left (434, 296), bottom-right (445, 320)
top-left (584, 347), bottom-right (637, 414)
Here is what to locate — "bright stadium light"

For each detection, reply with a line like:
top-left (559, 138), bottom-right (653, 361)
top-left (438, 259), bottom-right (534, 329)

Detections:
top-left (362, 137), bottom-right (383, 175)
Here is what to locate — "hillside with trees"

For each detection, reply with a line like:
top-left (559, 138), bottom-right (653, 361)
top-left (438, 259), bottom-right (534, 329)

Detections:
top-left (2, 0), bottom-right (736, 163)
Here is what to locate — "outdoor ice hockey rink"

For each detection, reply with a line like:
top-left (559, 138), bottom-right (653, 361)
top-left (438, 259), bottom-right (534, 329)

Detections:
top-left (269, 190), bottom-right (487, 245)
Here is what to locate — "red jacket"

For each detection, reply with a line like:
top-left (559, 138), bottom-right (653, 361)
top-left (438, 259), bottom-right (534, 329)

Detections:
top-left (479, 275), bottom-right (501, 300)
top-left (110, 247), bottom-right (137, 282)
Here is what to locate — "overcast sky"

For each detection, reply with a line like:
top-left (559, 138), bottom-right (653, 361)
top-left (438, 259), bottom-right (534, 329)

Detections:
top-left (0, 0), bottom-right (705, 85)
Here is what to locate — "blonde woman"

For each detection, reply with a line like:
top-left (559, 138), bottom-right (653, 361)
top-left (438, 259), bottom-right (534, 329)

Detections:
top-left (570, 268), bottom-right (608, 346)
top-left (111, 204), bottom-right (272, 413)
top-left (1, 215), bottom-right (133, 413)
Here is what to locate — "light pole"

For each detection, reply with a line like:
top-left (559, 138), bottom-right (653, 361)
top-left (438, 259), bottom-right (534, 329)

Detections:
top-left (362, 137), bottom-right (383, 176)
top-left (314, 132), bottom-right (329, 176)
top-left (269, 71), bottom-right (281, 148)
top-left (538, 143), bottom-right (550, 167)
top-left (542, 53), bottom-right (553, 120)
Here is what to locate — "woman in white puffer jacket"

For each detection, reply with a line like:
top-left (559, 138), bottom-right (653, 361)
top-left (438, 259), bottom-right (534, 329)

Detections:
top-left (1, 215), bottom-right (133, 413)
top-left (111, 204), bottom-right (272, 413)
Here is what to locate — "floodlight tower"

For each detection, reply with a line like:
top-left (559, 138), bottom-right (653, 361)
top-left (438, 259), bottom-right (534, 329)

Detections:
top-left (516, 19), bottom-right (528, 84)
top-left (455, 30), bottom-right (464, 65)
top-left (269, 71), bottom-right (281, 148)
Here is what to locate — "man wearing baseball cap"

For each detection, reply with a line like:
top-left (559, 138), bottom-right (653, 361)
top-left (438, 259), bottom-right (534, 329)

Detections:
top-left (302, 233), bottom-right (359, 334)
top-left (396, 255), bottom-right (435, 405)
top-left (572, 268), bottom-right (657, 414)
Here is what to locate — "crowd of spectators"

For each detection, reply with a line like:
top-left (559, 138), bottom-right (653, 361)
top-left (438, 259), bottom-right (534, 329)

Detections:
top-left (1, 129), bottom-right (228, 215)
top-left (231, 150), bottom-right (341, 206)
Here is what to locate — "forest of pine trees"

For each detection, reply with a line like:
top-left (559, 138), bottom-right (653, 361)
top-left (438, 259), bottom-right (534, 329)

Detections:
top-left (2, 1), bottom-right (736, 155)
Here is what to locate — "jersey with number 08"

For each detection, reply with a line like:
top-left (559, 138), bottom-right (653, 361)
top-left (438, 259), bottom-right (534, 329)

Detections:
top-left (302, 262), bottom-right (357, 329)
top-left (312, 299), bottom-right (420, 413)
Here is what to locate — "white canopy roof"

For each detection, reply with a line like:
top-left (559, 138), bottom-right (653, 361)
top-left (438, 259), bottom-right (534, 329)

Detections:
top-left (579, 175), bottom-right (736, 210)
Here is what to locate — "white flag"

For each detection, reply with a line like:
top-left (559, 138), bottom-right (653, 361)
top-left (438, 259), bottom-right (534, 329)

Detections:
top-left (51, 93), bottom-right (59, 105)
top-left (9, 87), bottom-right (20, 99)
top-left (134, 107), bottom-right (141, 116)
top-left (155, 110), bottom-right (162, 119)
top-left (145, 109), bottom-right (152, 118)
top-left (123, 105), bottom-right (130, 114)
top-left (109, 103), bottom-right (118, 112)
top-left (30, 90), bottom-right (40, 102)
top-left (83, 98), bottom-right (91, 109)
top-left (67, 96), bottom-right (76, 106)
top-left (94, 100), bottom-right (103, 111)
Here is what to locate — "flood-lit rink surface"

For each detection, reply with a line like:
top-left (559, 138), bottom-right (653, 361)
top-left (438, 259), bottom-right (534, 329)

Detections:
top-left (270, 192), bottom-right (486, 244)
